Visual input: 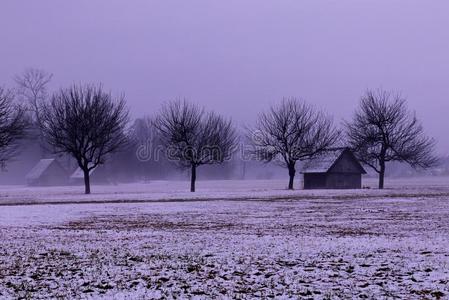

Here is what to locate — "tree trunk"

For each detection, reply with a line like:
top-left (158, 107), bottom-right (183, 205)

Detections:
top-left (288, 163), bottom-right (296, 190)
top-left (378, 161), bottom-right (385, 189)
top-left (190, 164), bottom-right (196, 192)
top-left (83, 169), bottom-right (91, 194)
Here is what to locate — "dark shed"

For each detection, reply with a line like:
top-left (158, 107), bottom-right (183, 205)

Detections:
top-left (300, 148), bottom-right (366, 189)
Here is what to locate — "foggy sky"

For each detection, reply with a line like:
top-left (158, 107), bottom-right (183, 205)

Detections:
top-left (1, 1), bottom-right (449, 153)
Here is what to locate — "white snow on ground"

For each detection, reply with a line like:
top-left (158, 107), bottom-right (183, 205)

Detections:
top-left (0, 178), bottom-right (448, 299)
top-left (1, 177), bottom-right (449, 205)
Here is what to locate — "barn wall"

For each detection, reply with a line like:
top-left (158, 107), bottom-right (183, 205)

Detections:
top-left (325, 173), bottom-right (361, 189)
top-left (28, 163), bottom-right (69, 186)
top-left (91, 166), bottom-right (112, 184)
top-left (303, 173), bottom-right (327, 189)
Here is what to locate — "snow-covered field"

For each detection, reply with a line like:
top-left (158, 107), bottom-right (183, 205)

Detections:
top-left (0, 178), bottom-right (449, 299)
top-left (1, 177), bottom-right (449, 206)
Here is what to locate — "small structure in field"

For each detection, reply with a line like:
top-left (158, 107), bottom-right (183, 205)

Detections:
top-left (69, 165), bottom-right (110, 185)
top-left (300, 148), bottom-right (366, 189)
top-left (26, 158), bottom-right (69, 186)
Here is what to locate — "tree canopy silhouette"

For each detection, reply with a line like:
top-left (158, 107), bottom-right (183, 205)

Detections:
top-left (154, 100), bottom-right (237, 192)
top-left (250, 98), bottom-right (340, 189)
top-left (40, 84), bottom-right (129, 194)
top-left (0, 87), bottom-right (26, 168)
top-left (345, 89), bottom-right (437, 189)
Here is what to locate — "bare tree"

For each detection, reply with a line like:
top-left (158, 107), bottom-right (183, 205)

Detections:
top-left (40, 84), bottom-right (129, 194)
top-left (250, 98), bottom-right (340, 190)
top-left (128, 117), bottom-right (161, 181)
top-left (345, 89), bottom-right (437, 189)
top-left (154, 100), bottom-right (237, 192)
top-left (15, 68), bottom-right (53, 125)
top-left (0, 87), bottom-right (27, 168)
top-left (129, 117), bottom-right (157, 152)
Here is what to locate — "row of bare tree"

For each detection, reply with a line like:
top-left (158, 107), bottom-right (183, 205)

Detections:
top-left (0, 68), bottom-right (438, 194)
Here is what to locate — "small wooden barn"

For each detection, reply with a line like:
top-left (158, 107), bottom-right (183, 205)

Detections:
top-left (26, 158), bottom-right (69, 186)
top-left (69, 164), bottom-right (111, 185)
top-left (300, 148), bottom-right (366, 189)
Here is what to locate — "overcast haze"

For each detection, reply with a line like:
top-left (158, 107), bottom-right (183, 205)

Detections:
top-left (1, 0), bottom-right (449, 153)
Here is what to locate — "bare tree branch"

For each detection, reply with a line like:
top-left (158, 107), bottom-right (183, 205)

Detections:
top-left (154, 100), bottom-right (237, 192)
top-left (14, 68), bottom-right (53, 126)
top-left (40, 84), bottom-right (129, 194)
top-left (0, 87), bottom-right (27, 169)
top-left (345, 89), bottom-right (438, 189)
top-left (249, 98), bottom-right (340, 189)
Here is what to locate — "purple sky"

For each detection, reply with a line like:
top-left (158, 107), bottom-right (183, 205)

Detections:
top-left (1, 1), bottom-right (449, 153)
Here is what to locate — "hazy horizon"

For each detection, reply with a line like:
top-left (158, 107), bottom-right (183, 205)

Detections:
top-left (1, 0), bottom-right (449, 154)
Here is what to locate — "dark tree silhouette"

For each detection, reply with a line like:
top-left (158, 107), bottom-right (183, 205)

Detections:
top-left (250, 98), bottom-right (340, 190)
top-left (0, 87), bottom-right (27, 168)
top-left (40, 84), bottom-right (129, 194)
top-left (154, 100), bottom-right (237, 192)
top-left (345, 89), bottom-right (437, 189)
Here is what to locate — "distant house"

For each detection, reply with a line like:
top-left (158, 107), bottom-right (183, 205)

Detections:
top-left (300, 148), bottom-right (366, 189)
top-left (26, 159), bottom-right (69, 186)
top-left (69, 165), bottom-right (111, 185)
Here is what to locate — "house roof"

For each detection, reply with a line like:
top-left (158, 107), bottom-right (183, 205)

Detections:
top-left (300, 148), bottom-right (366, 174)
top-left (70, 164), bottom-right (97, 179)
top-left (26, 159), bottom-right (58, 180)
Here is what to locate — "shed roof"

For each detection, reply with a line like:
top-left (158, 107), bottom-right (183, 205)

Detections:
top-left (300, 148), bottom-right (366, 174)
top-left (70, 164), bottom-right (97, 179)
top-left (26, 159), bottom-right (58, 180)
top-left (300, 149), bottom-right (345, 173)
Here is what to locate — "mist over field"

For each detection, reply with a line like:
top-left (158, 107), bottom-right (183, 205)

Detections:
top-left (1, 1), bottom-right (449, 153)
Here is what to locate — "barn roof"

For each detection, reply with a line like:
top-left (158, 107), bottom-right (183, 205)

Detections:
top-left (300, 149), bottom-right (345, 173)
top-left (70, 164), bottom-right (97, 179)
top-left (26, 159), bottom-right (58, 180)
top-left (300, 148), bottom-right (366, 174)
